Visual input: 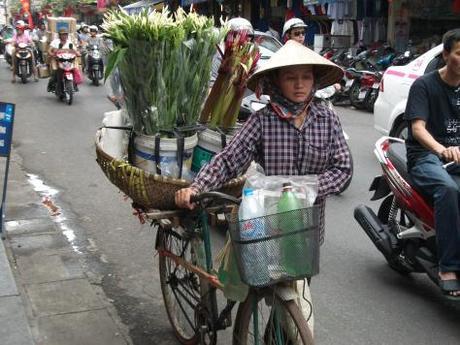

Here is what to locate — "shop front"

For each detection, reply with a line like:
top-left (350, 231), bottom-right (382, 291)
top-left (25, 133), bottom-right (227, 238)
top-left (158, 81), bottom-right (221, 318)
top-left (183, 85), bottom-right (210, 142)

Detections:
top-left (239, 1), bottom-right (390, 52)
top-left (388, 0), bottom-right (460, 54)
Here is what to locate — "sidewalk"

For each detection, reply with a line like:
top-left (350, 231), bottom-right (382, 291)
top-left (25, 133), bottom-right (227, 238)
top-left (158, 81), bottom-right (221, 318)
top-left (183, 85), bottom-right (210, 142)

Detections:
top-left (0, 150), bottom-right (132, 345)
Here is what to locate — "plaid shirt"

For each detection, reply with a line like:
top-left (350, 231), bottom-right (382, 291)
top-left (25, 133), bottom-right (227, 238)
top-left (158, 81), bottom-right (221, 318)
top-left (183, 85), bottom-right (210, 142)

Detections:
top-left (191, 102), bottom-right (352, 243)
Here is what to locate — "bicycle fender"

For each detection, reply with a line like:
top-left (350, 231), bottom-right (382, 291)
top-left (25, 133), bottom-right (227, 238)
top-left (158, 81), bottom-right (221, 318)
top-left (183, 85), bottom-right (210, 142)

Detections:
top-left (274, 286), bottom-right (298, 302)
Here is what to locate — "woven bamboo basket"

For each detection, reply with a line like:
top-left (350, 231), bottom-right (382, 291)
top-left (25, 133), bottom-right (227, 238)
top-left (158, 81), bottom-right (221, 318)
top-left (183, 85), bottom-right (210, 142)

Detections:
top-left (95, 129), bottom-right (245, 210)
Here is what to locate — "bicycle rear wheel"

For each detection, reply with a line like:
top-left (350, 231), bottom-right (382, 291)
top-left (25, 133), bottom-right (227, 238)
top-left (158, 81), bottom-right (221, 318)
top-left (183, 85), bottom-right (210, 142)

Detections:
top-left (233, 292), bottom-right (314, 345)
top-left (158, 226), bottom-right (201, 345)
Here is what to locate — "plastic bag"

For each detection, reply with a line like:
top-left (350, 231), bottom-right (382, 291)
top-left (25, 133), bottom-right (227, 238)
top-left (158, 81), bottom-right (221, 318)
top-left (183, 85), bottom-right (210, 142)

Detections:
top-left (216, 234), bottom-right (249, 302)
top-left (243, 170), bottom-right (319, 215)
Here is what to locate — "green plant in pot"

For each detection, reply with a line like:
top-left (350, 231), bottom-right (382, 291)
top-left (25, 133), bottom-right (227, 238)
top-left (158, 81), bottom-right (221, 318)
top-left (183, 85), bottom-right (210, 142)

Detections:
top-left (103, 8), bottom-right (225, 180)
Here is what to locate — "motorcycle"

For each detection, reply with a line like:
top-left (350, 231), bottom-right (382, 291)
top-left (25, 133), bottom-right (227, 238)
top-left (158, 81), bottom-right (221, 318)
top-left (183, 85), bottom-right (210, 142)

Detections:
top-left (15, 43), bottom-right (34, 83)
top-left (4, 42), bottom-right (14, 67)
top-left (52, 50), bottom-right (78, 105)
top-left (33, 35), bottom-right (48, 65)
top-left (348, 70), bottom-right (382, 112)
top-left (332, 67), bottom-right (362, 106)
top-left (87, 44), bottom-right (104, 86)
top-left (354, 136), bottom-right (444, 291)
top-left (0, 25), bottom-right (14, 57)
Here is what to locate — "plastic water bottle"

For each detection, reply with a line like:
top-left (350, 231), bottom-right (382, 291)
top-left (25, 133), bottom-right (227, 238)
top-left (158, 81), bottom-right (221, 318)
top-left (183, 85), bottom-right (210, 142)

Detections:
top-left (238, 188), bottom-right (268, 285)
top-left (277, 182), bottom-right (307, 277)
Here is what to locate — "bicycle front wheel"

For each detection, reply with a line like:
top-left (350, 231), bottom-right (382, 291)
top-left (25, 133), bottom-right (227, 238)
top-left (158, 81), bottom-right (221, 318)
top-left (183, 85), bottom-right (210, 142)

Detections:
top-left (233, 292), bottom-right (314, 345)
top-left (158, 227), bottom-right (201, 345)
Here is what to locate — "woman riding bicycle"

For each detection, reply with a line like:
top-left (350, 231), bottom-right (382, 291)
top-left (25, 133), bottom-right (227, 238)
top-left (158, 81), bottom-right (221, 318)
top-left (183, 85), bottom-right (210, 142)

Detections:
top-left (176, 40), bottom-right (352, 247)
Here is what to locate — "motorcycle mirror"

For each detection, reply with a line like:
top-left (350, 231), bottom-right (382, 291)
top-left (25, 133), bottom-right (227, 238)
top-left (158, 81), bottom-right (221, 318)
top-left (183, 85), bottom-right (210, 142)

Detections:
top-left (250, 101), bottom-right (267, 112)
top-left (259, 94), bottom-right (270, 103)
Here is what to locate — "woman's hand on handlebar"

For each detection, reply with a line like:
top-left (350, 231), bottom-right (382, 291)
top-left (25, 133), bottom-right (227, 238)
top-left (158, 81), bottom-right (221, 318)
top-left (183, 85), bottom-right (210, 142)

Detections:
top-left (175, 187), bottom-right (198, 210)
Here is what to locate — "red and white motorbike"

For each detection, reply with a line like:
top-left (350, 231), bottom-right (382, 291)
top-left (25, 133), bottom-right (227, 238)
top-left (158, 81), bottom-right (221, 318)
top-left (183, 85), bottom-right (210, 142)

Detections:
top-left (15, 42), bottom-right (34, 83)
top-left (54, 49), bottom-right (78, 105)
top-left (354, 136), bottom-right (440, 285)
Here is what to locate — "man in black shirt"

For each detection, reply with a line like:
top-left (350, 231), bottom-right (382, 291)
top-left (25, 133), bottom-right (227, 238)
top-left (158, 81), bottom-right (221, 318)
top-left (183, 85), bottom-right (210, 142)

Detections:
top-left (405, 29), bottom-right (460, 299)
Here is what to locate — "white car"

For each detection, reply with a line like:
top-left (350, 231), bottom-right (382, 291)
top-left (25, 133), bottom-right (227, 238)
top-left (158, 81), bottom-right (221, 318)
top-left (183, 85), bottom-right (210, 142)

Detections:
top-left (374, 44), bottom-right (445, 138)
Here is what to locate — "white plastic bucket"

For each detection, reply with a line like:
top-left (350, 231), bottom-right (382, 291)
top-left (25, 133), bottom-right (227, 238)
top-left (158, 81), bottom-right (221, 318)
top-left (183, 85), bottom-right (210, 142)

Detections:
top-left (191, 127), bottom-right (241, 173)
top-left (100, 110), bottom-right (128, 159)
top-left (133, 133), bottom-right (198, 181)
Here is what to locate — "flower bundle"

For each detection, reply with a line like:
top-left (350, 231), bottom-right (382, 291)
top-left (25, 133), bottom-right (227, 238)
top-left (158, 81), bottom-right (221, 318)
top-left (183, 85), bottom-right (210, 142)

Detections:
top-left (200, 30), bottom-right (261, 130)
top-left (102, 8), bottom-right (226, 136)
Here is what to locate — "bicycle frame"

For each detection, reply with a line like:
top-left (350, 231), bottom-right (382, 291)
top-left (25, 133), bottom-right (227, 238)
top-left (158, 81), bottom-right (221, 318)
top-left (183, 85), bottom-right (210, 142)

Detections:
top-left (150, 192), bottom-right (313, 345)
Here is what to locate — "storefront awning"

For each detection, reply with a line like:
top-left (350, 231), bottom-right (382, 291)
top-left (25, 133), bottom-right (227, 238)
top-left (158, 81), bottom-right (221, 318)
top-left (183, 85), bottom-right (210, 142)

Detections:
top-left (123, 0), bottom-right (165, 14)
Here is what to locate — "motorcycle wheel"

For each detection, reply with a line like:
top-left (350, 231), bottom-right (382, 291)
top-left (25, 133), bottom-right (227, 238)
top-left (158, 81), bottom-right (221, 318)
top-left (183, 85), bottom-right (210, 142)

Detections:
top-left (349, 80), bottom-right (366, 110)
top-left (377, 195), bottom-right (415, 274)
top-left (64, 79), bottom-right (73, 106)
top-left (93, 73), bottom-right (99, 86)
top-left (365, 89), bottom-right (379, 113)
top-left (20, 65), bottom-right (27, 84)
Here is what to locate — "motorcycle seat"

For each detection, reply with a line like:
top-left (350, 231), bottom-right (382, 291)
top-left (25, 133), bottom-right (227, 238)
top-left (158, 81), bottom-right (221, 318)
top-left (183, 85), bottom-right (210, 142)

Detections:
top-left (387, 142), bottom-right (460, 205)
top-left (387, 142), bottom-right (416, 188)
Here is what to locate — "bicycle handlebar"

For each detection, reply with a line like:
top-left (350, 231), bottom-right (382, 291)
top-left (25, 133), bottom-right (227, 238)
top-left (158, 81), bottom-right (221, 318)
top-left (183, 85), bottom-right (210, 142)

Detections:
top-left (190, 191), bottom-right (240, 206)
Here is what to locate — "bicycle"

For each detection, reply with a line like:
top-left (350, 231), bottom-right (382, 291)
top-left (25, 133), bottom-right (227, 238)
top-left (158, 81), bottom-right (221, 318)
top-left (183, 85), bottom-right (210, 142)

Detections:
top-left (149, 191), bottom-right (318, 345)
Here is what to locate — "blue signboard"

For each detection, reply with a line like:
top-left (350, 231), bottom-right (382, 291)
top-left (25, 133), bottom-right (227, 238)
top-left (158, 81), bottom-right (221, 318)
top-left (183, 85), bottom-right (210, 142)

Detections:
top-left (0, 102), bottom-right (15, 158)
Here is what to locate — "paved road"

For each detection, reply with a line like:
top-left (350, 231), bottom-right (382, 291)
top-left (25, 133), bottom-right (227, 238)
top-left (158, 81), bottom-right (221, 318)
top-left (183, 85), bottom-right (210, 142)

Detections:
top-left (1, 61), bottom-right (460, 345)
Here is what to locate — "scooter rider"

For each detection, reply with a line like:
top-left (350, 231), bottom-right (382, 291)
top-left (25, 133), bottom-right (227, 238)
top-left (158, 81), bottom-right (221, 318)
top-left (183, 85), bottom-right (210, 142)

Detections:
top-left (87, 25), bottom-right (103, 46)
top-left (10, 20), bottom-right (38, 83)
top-left (85, 26), bottom-right (104, 68)
top-left (47, 28), bottom-right (80, 92)
top-left (78, 24), bottom-right (90, 71)
top-left (78, 24), bottom-right (90, 45)
top-left (404, 29), bottom-right (460, 299)
top-left (32, 20), bottom-right (47, 64)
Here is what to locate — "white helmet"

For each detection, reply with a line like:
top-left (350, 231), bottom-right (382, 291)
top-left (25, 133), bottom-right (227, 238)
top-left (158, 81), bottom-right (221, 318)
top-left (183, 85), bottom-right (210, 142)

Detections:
top-left (227, 17), bottom-right (253, 33)
top-left (282, 18), bottom-right (307, 38)
top-left (89, 25), bottom-right (98, 32)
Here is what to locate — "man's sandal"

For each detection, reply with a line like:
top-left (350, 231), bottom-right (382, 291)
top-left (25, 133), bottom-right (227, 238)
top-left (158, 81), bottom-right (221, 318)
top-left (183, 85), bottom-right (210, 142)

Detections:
top-left (439, 279), bottom-right (460, 300)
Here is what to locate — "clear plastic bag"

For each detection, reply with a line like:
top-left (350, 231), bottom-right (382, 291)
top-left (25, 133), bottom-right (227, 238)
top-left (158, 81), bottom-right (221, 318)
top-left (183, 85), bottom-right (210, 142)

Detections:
top-left (243, 170), bottom-right (318, 216)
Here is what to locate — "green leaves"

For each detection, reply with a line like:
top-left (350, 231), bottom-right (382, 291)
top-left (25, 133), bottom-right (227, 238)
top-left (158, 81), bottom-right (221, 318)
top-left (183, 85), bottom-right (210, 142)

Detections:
top-left (103, 7), bottom-right (225, 136)
top-left (104, 47), bottom-right (126, 82)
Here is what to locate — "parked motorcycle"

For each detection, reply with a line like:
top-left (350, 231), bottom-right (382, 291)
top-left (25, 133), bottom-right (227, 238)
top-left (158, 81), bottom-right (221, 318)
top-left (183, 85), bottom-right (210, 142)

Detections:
top-left (87, 44), bottom-right (104, 86)
top-left (354, 137), bottom-right (443, 290)
top-left (14, 43), bottom-right (34, 83)
top-left (332, 67), bottom-right (362, 106)
top-left (52, 50), bottom-right (78, 105)
top-left (0, 25), bottom-right (14, 56)
top-left (4, 42), bottom-right (14, 67)
top-left (349, 70), bottom-right (382, 112)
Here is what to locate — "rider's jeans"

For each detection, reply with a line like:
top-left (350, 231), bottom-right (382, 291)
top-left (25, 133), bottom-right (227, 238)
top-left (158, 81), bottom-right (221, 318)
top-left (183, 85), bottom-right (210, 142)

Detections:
top-left (409, 153), bottom-right (460, 272)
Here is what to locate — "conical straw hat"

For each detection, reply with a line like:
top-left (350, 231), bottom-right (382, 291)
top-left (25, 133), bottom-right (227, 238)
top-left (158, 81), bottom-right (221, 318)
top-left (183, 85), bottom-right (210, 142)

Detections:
top-left (247, 40), bottom-right (344, 91)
